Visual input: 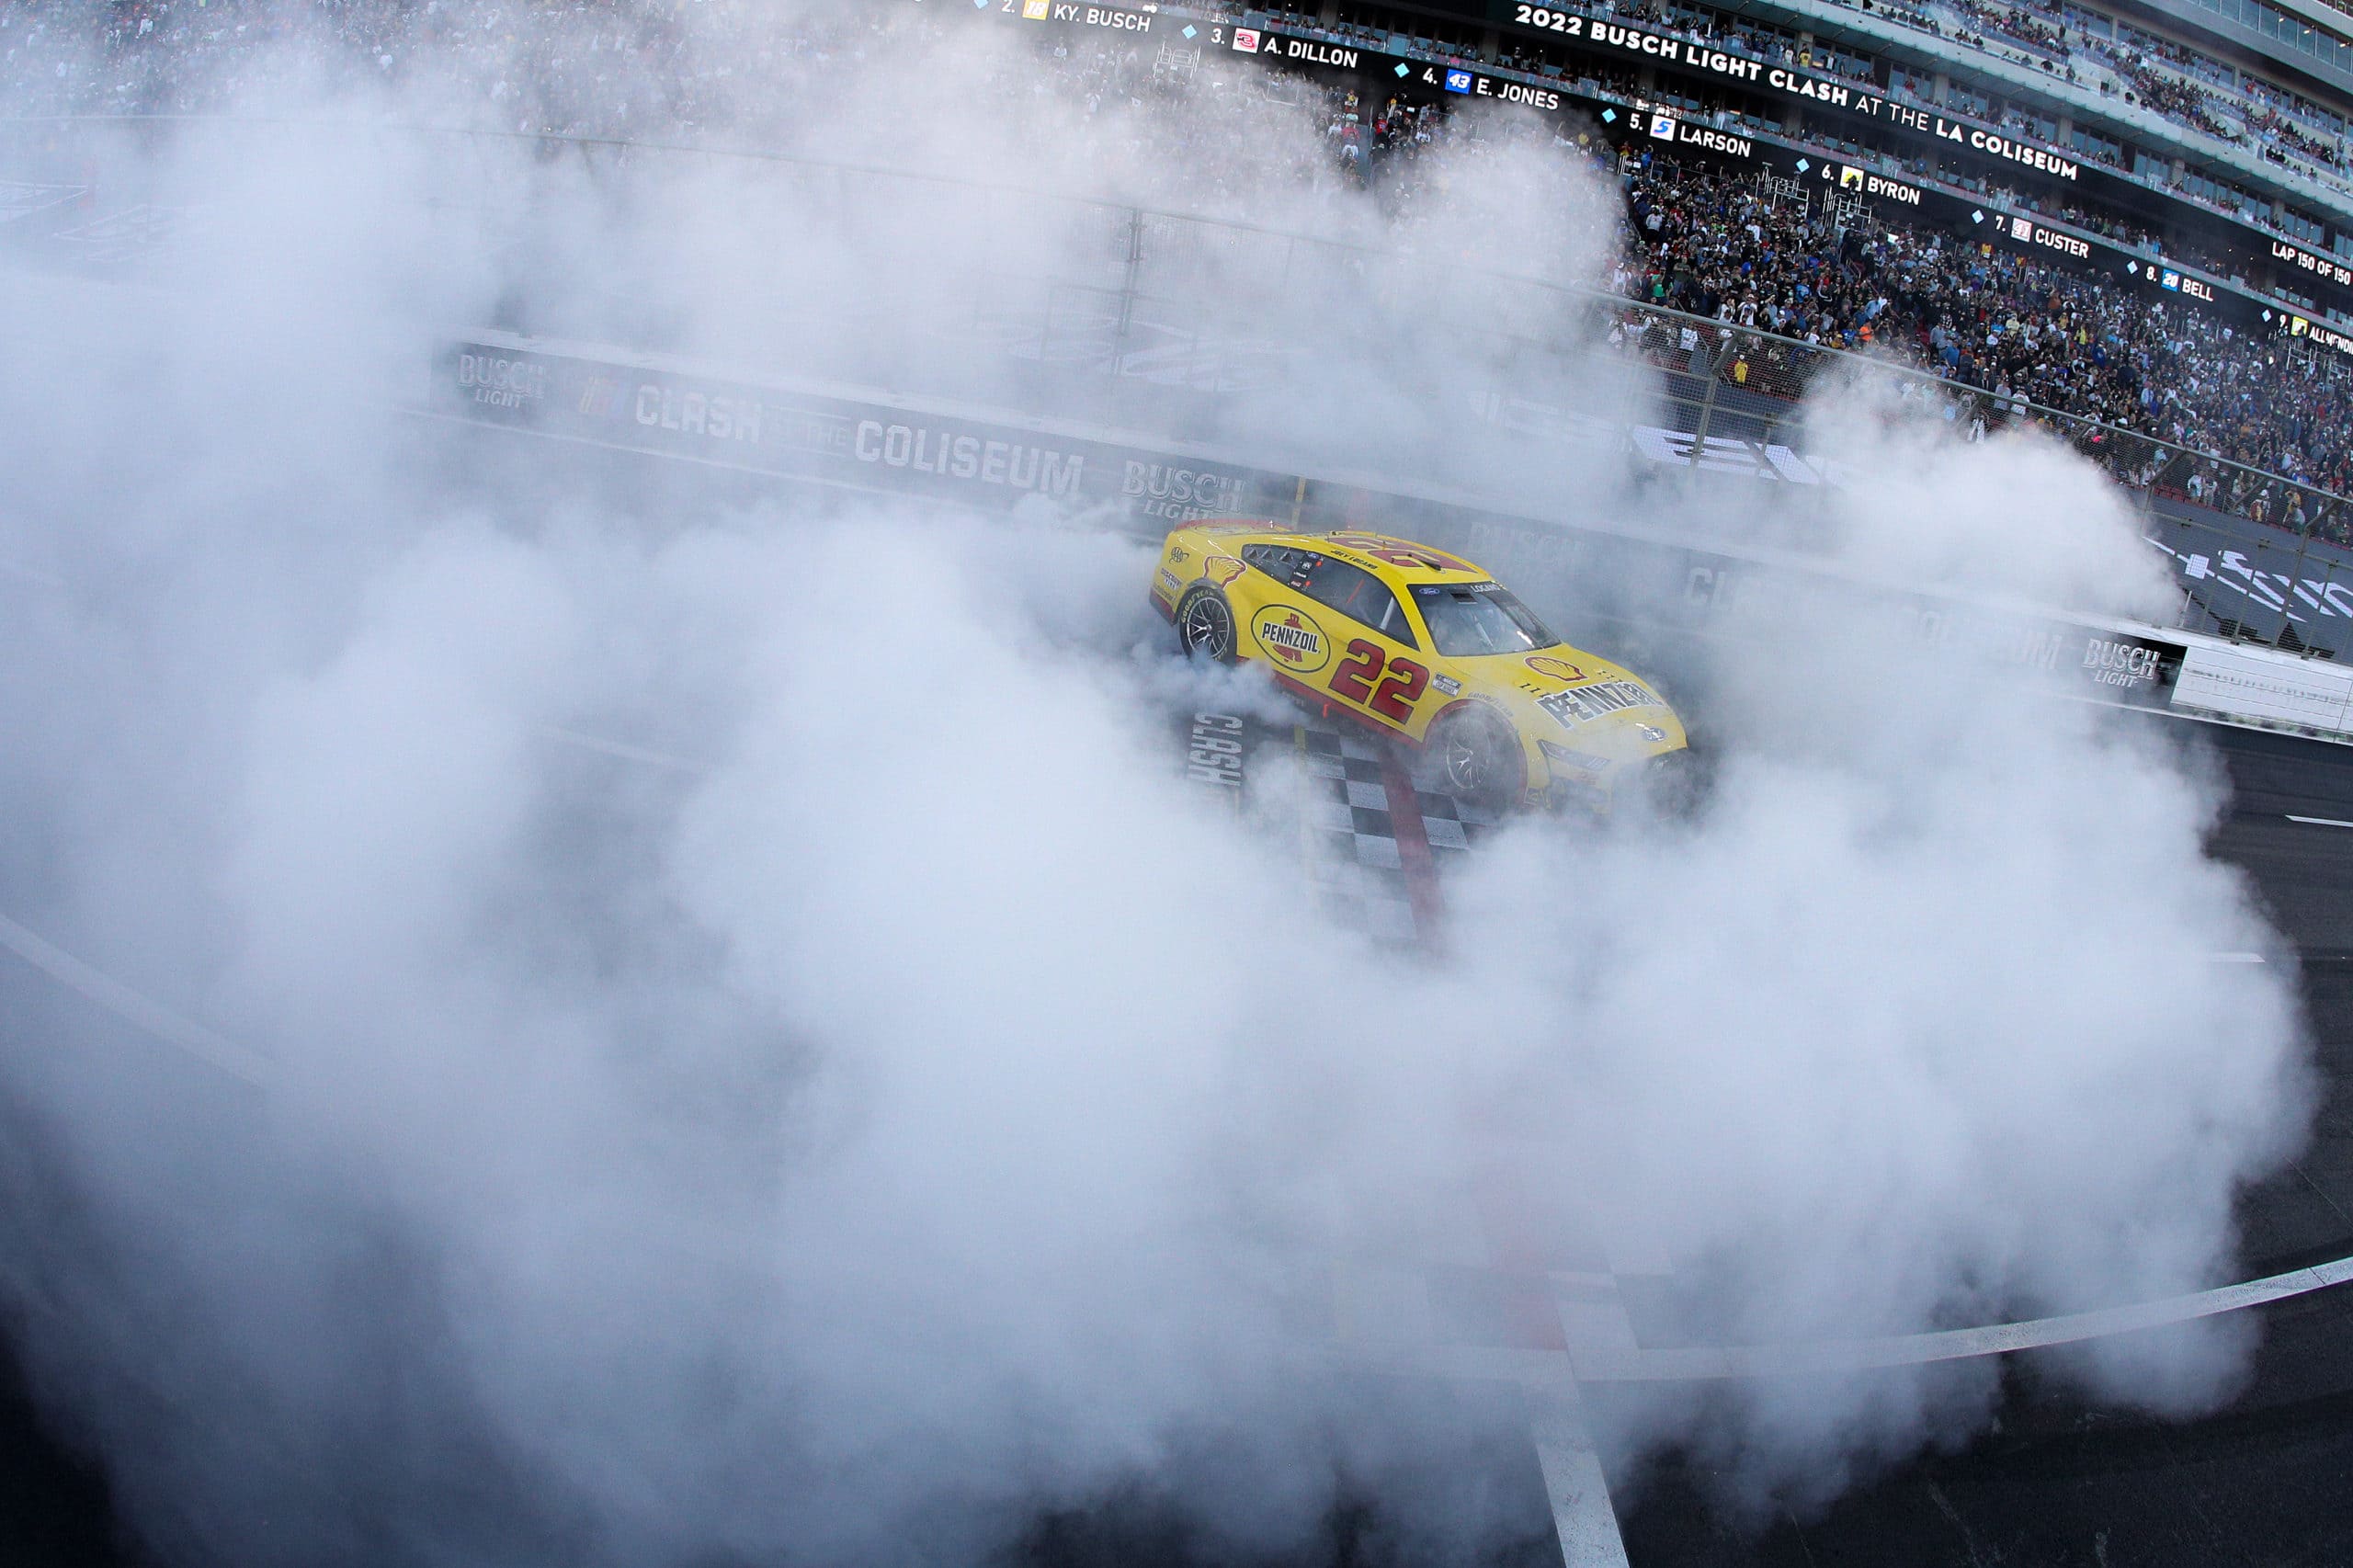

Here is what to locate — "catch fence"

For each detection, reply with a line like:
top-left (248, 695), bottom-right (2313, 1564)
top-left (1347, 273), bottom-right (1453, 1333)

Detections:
top-left (6, 114), bottom-right (2348, 649)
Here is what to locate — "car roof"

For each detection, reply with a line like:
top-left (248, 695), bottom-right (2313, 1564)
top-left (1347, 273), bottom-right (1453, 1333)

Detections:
top-left (1301, 531), bottom-right (1496, 586)
top-left (1207, 525), bottom-right (1495, 586)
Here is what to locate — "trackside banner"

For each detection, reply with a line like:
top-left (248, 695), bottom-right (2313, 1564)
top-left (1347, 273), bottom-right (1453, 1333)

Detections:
top-left (2070, 630), bottom-right (2188, 710)
top-left (438, 342), bottom-right (1302, 529)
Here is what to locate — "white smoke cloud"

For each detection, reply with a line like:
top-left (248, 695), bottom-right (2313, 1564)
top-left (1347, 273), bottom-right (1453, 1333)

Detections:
top-left (1794, 369), bottom-right (2185, 619)
top-left (0, 6), bottom-right (2315, 1563)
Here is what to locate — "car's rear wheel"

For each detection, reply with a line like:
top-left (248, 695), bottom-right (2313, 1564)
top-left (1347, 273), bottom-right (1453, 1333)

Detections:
top-left (1176, 587), bottom-right (1237, 663)
top-left (1427, 707), bottom-right (1521, 811)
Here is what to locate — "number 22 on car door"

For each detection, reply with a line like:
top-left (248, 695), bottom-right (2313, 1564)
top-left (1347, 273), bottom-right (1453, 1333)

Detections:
top-left (1326, 634), bottom-right (1429, 731)
top-left (1297, 558), bottom-right (1431, 734)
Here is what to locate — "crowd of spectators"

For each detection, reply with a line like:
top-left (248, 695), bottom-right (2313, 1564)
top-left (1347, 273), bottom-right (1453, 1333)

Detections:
top-left (2251, 104), bottom-right (2347, 173)
top-left (1476, 0), bottom-right (2353, 288)
top-left (17, 0), bottom-right (2353, 216)
top-left (1608, 150), bottom-right (2353, 523)
top-left (6, 0), bottom-right (2353, 531)
top-left (2116, 56), bottom-right (2240, 142)
top-left (1944, 0), bottom-right (2067, 60)
top-left (0, 0), bottom-right (942, 140)
top-left (1852, 0), bottom-right (2353, 198)
top-left (2247, 72), bottom-right (2347, 141)
top-left (1334, 0), bottom-right (2353, 242)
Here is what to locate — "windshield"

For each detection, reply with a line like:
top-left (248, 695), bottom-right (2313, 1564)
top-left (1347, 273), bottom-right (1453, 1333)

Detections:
top-left (1413, 583), bottom-right (1557, 657)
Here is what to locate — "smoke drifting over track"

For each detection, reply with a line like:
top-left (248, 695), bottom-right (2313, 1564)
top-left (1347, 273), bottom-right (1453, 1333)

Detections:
top-left (0, 6), bottom-right (2314, 1563)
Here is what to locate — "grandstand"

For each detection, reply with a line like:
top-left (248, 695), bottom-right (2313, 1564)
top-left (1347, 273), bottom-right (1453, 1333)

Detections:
top-left (9, 0), bottom-right (2353, 588)
top-left (1225, 0), bottom-right (2353, 552)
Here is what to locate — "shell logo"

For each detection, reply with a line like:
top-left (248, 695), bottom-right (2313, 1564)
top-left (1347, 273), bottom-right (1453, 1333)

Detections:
top-left (1252, 606), bottom-right (1331, 674)
top-left (1526, 655), bottom-right (1589, 683)
top-left (1206, 556), bottom-right (1247, 587)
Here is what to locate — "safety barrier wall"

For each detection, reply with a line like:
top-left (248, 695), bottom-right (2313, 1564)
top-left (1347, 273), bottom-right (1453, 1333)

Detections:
top-left (436, 329), bottom-right (2353, 742)
top-left (2174, 640), bottom-right (2353, 733)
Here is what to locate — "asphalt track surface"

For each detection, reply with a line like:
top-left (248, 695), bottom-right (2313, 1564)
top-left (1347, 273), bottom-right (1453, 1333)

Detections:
top-left (1608, 718), bottom-right (2353, 1568)
top-left (4, 713), bottom-right (2353, 1567)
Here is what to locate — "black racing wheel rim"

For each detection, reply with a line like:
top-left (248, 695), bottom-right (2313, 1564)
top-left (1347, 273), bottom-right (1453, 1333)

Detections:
top-left (1436, 710), bottom-right (1518, 805)
top-left (1177, 590), bottom-right (1235, 661)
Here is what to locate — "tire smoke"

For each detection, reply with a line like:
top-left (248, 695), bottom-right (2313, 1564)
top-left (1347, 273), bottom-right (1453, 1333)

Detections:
top-left (0, 6), bottom-right (2312, 1563)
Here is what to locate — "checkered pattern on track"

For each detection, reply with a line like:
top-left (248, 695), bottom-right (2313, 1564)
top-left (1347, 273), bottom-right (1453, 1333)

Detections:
top-left (1292, 721), bottom-right (1500, 944)
top-left (1181, 710), bottom-right (1663, 1363)
top-left (1296, 725), bottom-right (1419, 944)
top-left (1326, 1160), bottom-right (1672, 1360)
top-left (1411, 779), bottom-right (1501, 861)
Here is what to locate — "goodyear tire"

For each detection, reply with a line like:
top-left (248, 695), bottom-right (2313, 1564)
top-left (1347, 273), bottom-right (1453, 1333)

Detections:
top-left (1427, 706), bottom-right (1522, 812)
top-left (1175, 586), bottom-right (1237, 663)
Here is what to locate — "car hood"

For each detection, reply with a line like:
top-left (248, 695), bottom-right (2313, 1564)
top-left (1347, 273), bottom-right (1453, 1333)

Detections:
top-left (1457, 647), bottom-right (1688, 759)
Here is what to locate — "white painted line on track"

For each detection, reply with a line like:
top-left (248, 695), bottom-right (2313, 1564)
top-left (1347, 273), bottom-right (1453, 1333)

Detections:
top-left (1523, 1376), bottom-right (1632, 1568)
top-left (7, 678), bottom-right (2352, 1411)
top-left (14, 884), bottom-right (2346, 1380)
top-left (0, 914), bottom-right (270, 1085)
top-left (1381, 1253), bottom-right (2353, 1385)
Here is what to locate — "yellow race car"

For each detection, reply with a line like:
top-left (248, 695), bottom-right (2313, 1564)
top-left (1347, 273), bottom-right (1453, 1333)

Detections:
top-left (1150, 521), bottom-right (1691, 812)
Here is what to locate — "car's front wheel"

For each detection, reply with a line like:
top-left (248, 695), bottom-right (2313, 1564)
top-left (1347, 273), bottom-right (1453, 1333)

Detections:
top-left (1426, 706), bottom-right (1522, 811)
top-left (1631, 745), bottom-right (1707, 822)
top-left (1175, 587), bottom-right (1237, 663)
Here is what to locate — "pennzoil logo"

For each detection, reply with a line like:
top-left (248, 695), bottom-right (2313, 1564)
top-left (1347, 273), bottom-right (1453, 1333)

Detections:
top-left (1525, 654), bottom-right (1589, 683)
top-left (1253, 606), bottom-right (1331, 674)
